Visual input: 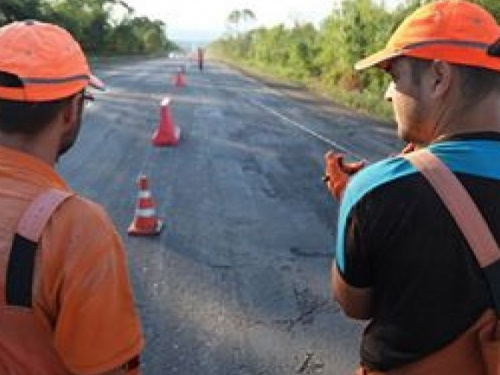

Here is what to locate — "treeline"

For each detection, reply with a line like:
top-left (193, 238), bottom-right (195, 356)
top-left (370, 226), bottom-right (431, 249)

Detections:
top-left (0, 0), bottom-right (178, 55)
top-left (211, 0), bottom-right (500, 120)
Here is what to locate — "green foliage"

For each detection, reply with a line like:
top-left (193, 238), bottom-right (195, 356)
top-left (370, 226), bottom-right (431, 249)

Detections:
top-left (474, 0), bottom-right (500, 23)
top-left (0, 0), bottom-right (177, 55)
top-left (211, 0), bottom-right (500, 121)
top-left (0, 0), bottom-right (46, 23)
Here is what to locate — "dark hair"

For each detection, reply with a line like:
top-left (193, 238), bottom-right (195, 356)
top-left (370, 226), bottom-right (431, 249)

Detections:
top-left (407, 57), bottom-right (500, 106)
top-left (0, 72), bottom-right (75, 135)
top-left (455, 65), bottom-right (500, 105)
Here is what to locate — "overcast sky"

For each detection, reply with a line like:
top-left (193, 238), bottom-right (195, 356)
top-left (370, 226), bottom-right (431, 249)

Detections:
top-left (123, 0), bottom-right (404, 42)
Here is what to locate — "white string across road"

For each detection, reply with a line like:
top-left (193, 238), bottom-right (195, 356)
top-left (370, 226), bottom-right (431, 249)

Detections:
top-left (247, 97), bottom-right (367, 161)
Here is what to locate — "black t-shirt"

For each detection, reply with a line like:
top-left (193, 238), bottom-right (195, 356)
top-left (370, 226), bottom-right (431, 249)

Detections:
top-left (336, 134), bottom-right (499, 371)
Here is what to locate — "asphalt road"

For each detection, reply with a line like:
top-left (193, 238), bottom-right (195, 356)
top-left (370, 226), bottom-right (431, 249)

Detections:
top-left (58, 57), bottom-right (404, 375)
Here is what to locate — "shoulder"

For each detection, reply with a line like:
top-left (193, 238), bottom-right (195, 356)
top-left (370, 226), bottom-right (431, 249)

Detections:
top-left (51, 194), bottom-right (116, 233)
top-left (41, 194), bottom-right (123, 263)
top-left (341, 156), bottom-right (418, 213)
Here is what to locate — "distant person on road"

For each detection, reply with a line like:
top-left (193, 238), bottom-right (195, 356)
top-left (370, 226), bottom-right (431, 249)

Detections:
top-left (324, 1), bottom-right (500, 374)
top-left (197, 47), bottom-right (204, 71)
top-left (0, 20), bottom-right (144, 374)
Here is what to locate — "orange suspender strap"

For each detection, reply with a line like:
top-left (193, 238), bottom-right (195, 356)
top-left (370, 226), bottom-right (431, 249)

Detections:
top-left (404, 149), bottom-right (500, 314)
top-left (5, 189), bottom-right (73, 307)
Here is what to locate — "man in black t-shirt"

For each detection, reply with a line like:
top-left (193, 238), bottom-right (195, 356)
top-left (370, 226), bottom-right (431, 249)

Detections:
top-left (324, 1), bottom-right (500, 374)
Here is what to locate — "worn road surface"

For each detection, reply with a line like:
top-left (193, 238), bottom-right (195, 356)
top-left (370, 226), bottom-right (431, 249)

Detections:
top-left (59, 57), bottom-right (403, 375)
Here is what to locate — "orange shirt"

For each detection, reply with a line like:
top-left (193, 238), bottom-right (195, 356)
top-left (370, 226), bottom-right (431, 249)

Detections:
top-left (0, 146), bottom-right (144, 374)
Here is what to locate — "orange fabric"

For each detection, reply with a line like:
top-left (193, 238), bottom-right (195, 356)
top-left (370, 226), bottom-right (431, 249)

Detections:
top-left (355, 0), bottom-right (500, 71)
top-left (356, 309), bottom-right (496, 375)
top-left (0, 146), bottom-right (144, 374)
top-left (17, 189), bottom-right (72, 242)
top-left (0, 20), bottom-right (104, 101)
top-left (479, 319), bottom-right (500, 375)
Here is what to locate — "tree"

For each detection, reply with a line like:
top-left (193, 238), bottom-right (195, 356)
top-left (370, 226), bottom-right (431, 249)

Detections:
top-left (226, 9), bottom-right (256, 35)
top-left (0, 0), bottom-right (45, 24)
top-left (0, 0), bottom-right (176, 55)
top-left (226, 10), bottom-right (241, 35)
top-left (241, 9), bottom-right (256, 33)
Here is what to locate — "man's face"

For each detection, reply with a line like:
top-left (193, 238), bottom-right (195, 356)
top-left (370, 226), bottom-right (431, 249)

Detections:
top-left (384, 58), bottom-right (433, 144)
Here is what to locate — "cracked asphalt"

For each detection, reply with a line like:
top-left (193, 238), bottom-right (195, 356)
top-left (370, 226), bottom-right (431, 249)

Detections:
top-left (58, 56), bottom-right (403, 375)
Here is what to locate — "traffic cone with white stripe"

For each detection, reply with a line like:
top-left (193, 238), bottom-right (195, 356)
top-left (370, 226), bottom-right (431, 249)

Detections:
top-left (128, 174), bottom-right (163, 236)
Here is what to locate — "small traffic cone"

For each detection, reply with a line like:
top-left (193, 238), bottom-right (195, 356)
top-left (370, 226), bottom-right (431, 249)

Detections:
top-left (152, 97), bottom-right (180, 146)
top-left (173, 67), bottom-right (185, 87)
top-left (128, 174), bottom-right (163, 236)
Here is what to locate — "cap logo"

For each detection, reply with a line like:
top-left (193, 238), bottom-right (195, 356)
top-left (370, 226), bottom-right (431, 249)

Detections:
top-left (469, 16), bottom-right (482, 26)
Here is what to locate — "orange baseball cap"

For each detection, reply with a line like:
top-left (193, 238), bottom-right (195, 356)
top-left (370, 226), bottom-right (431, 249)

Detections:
top-left (0, 20), bottom-right (104, 102)
top-left (355, 0), bottom-right (500, 71)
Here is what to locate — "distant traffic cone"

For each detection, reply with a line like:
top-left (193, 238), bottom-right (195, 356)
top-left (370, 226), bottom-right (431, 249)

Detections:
top-left (173, 67), bottom-right (185, 87)
top-left (128, 174), bottom-right (163, 236)
top-left (152, 97), bottom-right (181, 146)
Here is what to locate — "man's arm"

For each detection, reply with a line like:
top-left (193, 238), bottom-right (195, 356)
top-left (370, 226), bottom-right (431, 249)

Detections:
top-left (50, 198), bottom-right (144, 375)
top-left (332, 262), bottom-right (373, 320)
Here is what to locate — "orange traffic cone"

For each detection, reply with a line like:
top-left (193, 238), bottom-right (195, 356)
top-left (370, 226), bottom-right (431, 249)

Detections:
top-left (173, 67), bottom-right (185, 87)
top-left (152, 97), bottom-right (181, 146)
top-left (128, 174), bottom-right (163, 236)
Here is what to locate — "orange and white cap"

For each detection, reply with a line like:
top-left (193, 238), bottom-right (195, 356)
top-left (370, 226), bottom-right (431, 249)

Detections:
top-left (355, 0), bottom-right (500, 71)
top-left (0, 20), bottom-right (104, 102)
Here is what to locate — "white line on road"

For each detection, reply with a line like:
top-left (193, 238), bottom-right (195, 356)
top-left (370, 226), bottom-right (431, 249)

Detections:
top-left (247, 98), bottom-right (366, 160)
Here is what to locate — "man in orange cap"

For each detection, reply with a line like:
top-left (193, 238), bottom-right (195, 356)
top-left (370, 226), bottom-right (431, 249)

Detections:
top-left (328, 1), bottom-right (500, 374)
top-left (0, 20), bottom-right (144, 374)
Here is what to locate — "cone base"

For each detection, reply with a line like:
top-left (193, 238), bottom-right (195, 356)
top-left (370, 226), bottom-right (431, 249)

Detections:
top-left (127, 220), bottom-right (164, 236)
top-left (152, 127), bottom-right (181, 147)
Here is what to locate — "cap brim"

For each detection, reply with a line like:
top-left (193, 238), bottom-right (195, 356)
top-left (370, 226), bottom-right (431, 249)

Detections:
top-left (89, 73), bottom-right (105, 90)
top-left (354, 49), bottom-right (403, 71)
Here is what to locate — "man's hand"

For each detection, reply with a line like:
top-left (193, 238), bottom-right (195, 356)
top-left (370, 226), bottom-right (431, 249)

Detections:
top-left (400, 142), bottom-right (416, 154)
top-left (323, 144), bottom-right (415, 200)
top-left (323, 151), bottom-right (366, 200)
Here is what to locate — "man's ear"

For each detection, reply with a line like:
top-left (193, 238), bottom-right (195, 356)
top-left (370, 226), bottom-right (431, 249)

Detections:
top-left (61, 94), bottom-right (81, 126)
top-left (429, 60), bottom-right (453, 99)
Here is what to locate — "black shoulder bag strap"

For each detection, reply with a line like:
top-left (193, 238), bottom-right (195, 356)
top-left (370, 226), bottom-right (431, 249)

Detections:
top-left (6, 188), bottom-right (73, 307)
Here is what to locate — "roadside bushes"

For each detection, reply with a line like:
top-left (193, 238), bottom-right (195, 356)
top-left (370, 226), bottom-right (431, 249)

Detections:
top-left (210, 0), bottom-right (499, 121)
